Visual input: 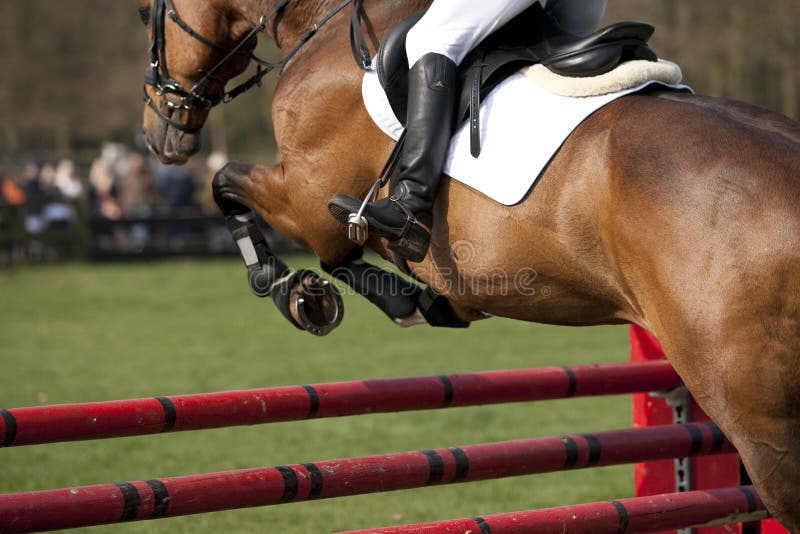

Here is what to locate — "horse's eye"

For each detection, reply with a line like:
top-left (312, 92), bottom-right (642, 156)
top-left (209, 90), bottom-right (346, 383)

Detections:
top-left (138, 6), bottom-right (151, 26)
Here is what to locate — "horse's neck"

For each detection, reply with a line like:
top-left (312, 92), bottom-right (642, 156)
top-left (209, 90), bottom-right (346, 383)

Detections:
top-left (240, 1), bottom-right (345, 47)
top-left (276, 2), bottom-right (332, 46)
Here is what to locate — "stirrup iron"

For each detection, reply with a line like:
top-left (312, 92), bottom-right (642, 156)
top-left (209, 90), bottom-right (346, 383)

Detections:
top-left (347, 212), bottom-right (368, 245)
top-left (346, 176), bottom-right (382, 246)
top-left (345, 133), bottom-right (405, 245)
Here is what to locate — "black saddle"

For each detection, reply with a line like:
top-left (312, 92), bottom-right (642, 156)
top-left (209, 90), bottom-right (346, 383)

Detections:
top-left (376, 3), bottom-right (657, 156)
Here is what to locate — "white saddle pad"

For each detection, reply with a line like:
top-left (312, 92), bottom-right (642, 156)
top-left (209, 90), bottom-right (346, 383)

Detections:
top-left (362, 61), bottom-right (690, 205)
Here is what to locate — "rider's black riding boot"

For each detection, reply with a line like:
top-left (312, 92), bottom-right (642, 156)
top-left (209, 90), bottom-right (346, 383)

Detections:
top-left (328, 52), bottom-right (457, 263)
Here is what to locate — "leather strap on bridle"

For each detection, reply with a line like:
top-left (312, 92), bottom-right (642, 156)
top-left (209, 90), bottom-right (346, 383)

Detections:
top-left (144, 0), bottom-right (374, 132)
top-left (349, 0), bottom-right (373, 70)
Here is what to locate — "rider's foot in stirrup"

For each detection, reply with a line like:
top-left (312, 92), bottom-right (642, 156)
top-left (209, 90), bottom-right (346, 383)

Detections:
top-left (328, 194), bottom-right (432, 262)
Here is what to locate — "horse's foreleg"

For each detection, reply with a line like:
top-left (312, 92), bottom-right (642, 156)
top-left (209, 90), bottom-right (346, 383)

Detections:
top-left (320, 247), bottom-right (471, 328)
top-left (212, 161), bottom-right (344, 336)
top-left (213, 161), bottom-right (474, 331)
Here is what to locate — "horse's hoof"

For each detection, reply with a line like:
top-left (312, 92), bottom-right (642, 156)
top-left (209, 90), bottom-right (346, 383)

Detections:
top-left (272, 270), bottom-right (344, 336)
top-left (247, 265), bottom-right (274, 297)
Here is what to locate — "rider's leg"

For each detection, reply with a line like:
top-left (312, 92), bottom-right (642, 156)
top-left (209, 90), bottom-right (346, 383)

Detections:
top-left (328, 51), bottom-right (458, 262)
top-left (544, 0), bottom-right (608, 36)
top-left (328, 0), bottom-right (535, 262)
top-left (404, 0), bottom-right (537, 66)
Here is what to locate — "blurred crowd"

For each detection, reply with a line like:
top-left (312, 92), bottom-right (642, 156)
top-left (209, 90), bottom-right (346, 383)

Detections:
top-left (0, 143), bottom-right (232, 262)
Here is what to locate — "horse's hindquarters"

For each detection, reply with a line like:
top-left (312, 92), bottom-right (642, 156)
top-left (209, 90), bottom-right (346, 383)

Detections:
top-left (597, 92), bottom-right (800, 530)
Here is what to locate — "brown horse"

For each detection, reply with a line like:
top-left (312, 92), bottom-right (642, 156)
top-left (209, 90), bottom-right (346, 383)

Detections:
top-left (138, 0), bottom-right (800, 529)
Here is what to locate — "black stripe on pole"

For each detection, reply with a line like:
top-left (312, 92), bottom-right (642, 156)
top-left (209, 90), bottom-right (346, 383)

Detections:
top-left (302, 385), bottom-right (320, 418)
top-left (303, 463), bottom-right (325, 499)
top-left (1, 409), bottom-right (17, 447)
top-left (562, 436), bottom-right (579, 468)
top-left (115, 483), bottom-right (141, 522)
top-left (582, 433), bottom-right (602, 466)
top-left (145, 479), bottom-right (170, 518)
top-left (561, 366), bottom-right (577, 397)
top-left (422, 450), bottom-right (445, 484)
top-left (472, 516), bottom-right (492, 534)
top-left (686, 423), bottom-right (703, 454)
top-left (437, 375), bottom-right (454, 408)
top-left (277, 466), bottom-right (299, 502)
top-left (740, 486), bottom-right (758, 513)
top-left (449, 447), bottom-right (470, 482)
top-left (707, 422), bottom-right (725, 451)
top-left (610, 499), bottom-right (629, 534)
top-left (155, 397), bottom-right (176, 433)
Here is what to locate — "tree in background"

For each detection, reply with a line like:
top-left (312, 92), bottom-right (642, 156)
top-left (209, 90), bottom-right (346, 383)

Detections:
top-left (605, 0), bottom-right (799, 117)
top-left (0, 1), bottom-right (797, 165)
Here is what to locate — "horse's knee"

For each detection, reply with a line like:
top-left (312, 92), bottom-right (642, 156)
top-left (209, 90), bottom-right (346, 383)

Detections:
top-left (212, 162), bottom-right (256, 215)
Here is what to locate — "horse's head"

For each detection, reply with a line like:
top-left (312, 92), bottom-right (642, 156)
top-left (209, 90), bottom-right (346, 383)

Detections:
top-left (138, 0), bottom-right (257, 164)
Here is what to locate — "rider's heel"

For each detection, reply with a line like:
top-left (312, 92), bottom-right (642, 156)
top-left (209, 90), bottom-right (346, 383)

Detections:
top-left (388, 222), bottom-right (431, 263)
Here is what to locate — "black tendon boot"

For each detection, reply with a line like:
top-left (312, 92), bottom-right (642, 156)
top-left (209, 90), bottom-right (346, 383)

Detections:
top-left (328, 53), bottom-right (457, 262)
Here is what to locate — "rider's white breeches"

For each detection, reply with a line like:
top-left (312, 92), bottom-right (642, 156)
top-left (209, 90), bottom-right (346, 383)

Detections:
top-left (406, 0), bottom-right (609, 67)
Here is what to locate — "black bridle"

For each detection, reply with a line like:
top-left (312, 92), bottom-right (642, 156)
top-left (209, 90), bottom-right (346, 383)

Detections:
top-left (143, 0), bottom-right (373, 133)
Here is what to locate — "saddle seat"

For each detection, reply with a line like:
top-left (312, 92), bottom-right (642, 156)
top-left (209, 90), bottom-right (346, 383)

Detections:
top-left (377, 2), bottom-right (657, 141)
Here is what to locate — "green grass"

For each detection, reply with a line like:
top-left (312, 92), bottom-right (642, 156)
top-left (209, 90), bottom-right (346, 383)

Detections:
top-left (0, 258), bottom-right (632, 533)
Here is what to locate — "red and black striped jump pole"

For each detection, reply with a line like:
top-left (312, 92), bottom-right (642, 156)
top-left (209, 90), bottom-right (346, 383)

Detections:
top-left (0, 361), bottom-right (679, 447)
top-left (338, 486), bottom-right (767, 534)
top-left (0, 422), bottom-right (728, 533)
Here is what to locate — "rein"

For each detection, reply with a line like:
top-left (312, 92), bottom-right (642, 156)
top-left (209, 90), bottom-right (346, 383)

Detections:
top-left (144, 0), bottom-right (372, 133)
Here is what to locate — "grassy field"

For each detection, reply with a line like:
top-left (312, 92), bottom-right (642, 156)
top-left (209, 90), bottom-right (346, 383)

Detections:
top-left (0, 257), bottom-right (633, 533)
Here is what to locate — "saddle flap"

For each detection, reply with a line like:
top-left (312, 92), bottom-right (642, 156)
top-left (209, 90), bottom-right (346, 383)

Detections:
top-left (376, 12), bottom-right (423, 125)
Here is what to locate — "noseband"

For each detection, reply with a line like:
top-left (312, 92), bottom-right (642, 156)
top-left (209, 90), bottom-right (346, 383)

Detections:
top-left (143, 0), bottom-right (371, 133)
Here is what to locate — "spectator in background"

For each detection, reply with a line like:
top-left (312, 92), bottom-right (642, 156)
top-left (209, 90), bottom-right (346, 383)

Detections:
top-left (154, 161), bottom-right (198, 250)
top-left (89, 144), bottom-right (123, 219)
top-left (53, 159), bottom-right (83, 201)
top-left (0, 169), bottom-right (25, 207)
top-left (20, 159), bottom-right (43, 206)
top-left (155, 163), bottom-right (196, 212)
top-left (118, 152), bottom-right (156, 218)
top-left (200, 152), bottom-right (237, 253)
top-left (118, 152), bottom-right (157, 251)
top-left (201, 151), bottom-right (227, 215)
top-left (88, 143), bottom-right (136, 253)
top-left (38, 162), bottom-right (76, 231)
top-left (0, 168), bottom-right (26, 264)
